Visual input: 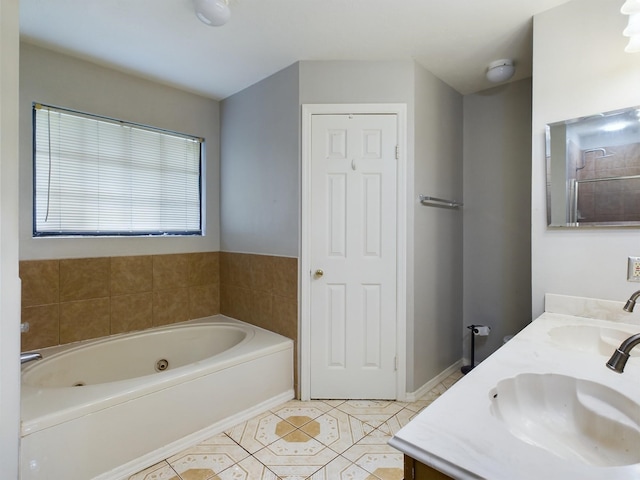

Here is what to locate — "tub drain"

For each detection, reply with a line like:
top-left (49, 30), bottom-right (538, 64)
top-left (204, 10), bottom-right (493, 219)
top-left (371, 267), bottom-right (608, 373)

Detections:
top-left (73, 382), bottom-right (85, 387)
top-left (155, 359), bottom-right (169, 372)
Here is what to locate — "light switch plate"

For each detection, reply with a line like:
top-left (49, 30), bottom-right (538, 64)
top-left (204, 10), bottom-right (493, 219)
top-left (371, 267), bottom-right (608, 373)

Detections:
top-left (628, 257), bottom-right (640, 282)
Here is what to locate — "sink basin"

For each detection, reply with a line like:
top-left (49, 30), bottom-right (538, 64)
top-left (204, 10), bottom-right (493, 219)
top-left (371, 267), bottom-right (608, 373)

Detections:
top-left (489, 373), bottom-right (640, 466)
top-left (548, 325), bottom-right (639, 357)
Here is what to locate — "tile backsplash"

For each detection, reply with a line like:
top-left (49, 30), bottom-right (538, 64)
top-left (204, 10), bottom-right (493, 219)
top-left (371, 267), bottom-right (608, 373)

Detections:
top-left (20, 252), bottom-right (220, 350)
top-left (20, 252), bottom-right (298, 388)
top-left (20, 252), bottom-right (299, 367)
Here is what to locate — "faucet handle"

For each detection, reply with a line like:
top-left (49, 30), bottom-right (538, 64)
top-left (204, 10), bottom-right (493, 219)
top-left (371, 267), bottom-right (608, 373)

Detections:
top-left (20, 322), bottom-right (30, 333)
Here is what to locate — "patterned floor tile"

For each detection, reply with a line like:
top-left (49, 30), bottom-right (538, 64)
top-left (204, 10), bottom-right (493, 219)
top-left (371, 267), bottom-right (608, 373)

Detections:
top-left (334, 401), bottom-right (404, 429)
top-left (340, 444), bottom-right (403, 480)
top-left (309, 455), bottom-right (374, 480)
top-left (442, 371), bottom-right (464, 389)
top-left (298, 408), bottom-right (368, 454)
top-left (128, 461), bottom-right (180, 480)
top-left (271, 400), bottom-right (334, 428)
top-left (167, 434), bottom-right (251, 478)
top-left (366, 466), bottom-right (404, 480)
top-left (319, 399), bottom-right (346, 408)
top-left (253, 430), bottom-right (340, 479)
top-left (379, 408), bottom-right (417, 435)
top-left (225, 411), bottom-right (297, 454)
top-left (216, 455), bottom-right (280, 480)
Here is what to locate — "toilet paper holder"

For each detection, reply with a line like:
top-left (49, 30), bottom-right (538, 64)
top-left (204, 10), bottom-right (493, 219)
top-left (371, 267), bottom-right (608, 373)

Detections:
top-left (461, 324), bottom-right (491, 375)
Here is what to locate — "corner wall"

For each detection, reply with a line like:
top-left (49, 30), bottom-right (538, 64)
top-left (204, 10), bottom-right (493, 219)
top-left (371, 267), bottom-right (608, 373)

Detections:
top-left (463, 79), bottom-right (532, 363)
top-left (412, 63), bottom-right (463, 388)
top-left (220, 63), bottom-right (300, 257)
top-left (532, 0), bottom-right (640, 317)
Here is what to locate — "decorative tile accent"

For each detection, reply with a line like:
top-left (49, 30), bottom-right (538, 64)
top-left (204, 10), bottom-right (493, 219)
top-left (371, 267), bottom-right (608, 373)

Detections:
top-left (216, 455), bottom-right (279, 480)
top-left (341, 443), bottom-right (403, 480)
top-left (167, 434), bottom-right (250, 478)
top-left (380, 409), bottom-right (417, 435)
top-left (309, 455), bottom-right (373, 480)
top-left (226, 411), bottom-right (296, 454)
top-left (299, 408), bottom-right (368, 454)
top-left (252, 430), bottom-right (339, 480)
top-left (272, 401), bottom-right (333, 424)
top-left (334, 401), bottom-right (404, 429)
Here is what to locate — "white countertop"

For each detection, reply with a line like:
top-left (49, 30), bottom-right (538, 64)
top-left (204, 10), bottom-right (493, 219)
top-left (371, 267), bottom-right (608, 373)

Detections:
top-left (389, 294), bottom-right (640, 480)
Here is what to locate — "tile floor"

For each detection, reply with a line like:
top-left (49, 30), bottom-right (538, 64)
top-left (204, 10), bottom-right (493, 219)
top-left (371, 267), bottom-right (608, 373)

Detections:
top-left (129, 371), bottom-right (463, 480)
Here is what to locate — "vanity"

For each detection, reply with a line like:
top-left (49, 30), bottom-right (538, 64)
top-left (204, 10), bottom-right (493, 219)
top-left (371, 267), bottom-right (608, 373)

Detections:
top-left (389, 294), bottom-right (640, 480)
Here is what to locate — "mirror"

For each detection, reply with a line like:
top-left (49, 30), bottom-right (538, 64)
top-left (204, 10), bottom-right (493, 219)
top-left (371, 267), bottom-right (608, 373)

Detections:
top-left (546, 105), bottom-right (640, 227)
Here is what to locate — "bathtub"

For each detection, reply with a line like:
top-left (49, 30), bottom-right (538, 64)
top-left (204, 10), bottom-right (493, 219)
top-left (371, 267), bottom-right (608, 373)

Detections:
top-left (20, 315), bottom-right (294, 480)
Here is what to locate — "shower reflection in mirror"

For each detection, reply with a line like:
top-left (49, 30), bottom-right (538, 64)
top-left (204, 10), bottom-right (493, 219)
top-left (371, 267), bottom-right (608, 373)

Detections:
top-left (546, 106), bottom-right (640, 227)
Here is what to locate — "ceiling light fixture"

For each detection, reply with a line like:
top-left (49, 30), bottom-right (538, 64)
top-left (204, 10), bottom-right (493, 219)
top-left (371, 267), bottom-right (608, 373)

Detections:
top-left (485, 59), bottom-right (515, 83)
top-left (622, 0), bottom-right (640, 52)
top-left (194, 0), bottom-right (231, 27)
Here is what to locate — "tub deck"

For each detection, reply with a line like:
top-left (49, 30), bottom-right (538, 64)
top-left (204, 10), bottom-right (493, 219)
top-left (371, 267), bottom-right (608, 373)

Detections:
top-left (20, 316), bottom-right (294, 480)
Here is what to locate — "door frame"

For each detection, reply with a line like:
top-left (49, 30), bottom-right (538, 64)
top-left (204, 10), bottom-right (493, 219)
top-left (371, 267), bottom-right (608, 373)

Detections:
top-left (300, 103), bottom-right (407, 401)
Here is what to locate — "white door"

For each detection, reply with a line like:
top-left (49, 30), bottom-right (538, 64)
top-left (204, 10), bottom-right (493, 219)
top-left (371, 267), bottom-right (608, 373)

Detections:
top-left (309, 113), bottom-right (398, 399)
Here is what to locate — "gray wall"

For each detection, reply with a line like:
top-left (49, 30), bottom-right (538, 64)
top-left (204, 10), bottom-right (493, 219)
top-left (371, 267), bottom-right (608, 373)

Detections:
top-left (19, 43), bottom-right (221, 260)
top-left (463, 79), bottom-right (532, 363)
top-left (220, 63), bottom-right (300, 257)
top-left (225, 59), bottom-right (464, 393)
top-left (412, 63), bottom-right (463, 389)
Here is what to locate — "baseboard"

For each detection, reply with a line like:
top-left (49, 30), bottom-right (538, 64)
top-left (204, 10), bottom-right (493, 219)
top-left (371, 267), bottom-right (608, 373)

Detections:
top-left (403, 360), bottom-right (462, 402)
top-left (103, 389), bottom-right (295, 480)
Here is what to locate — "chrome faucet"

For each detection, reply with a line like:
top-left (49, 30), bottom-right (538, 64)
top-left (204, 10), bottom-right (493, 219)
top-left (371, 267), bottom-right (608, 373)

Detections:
top-left (623, 290), bottom-right (640, 312)
top-left (606, 333), bottom-right (640, 373)
top-left (20, 352), bottom-right (42, 364)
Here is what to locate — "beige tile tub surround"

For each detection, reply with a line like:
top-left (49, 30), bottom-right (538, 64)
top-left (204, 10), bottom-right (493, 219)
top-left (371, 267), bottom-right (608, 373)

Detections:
top-left (220, 252), bottom-right (299, 393)
top-left (20, 252), bottom-right (221, 351)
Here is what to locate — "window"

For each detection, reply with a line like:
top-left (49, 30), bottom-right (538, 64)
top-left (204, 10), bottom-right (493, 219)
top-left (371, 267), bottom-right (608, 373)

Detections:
top-left (33, 103), bottom-right (203, 237)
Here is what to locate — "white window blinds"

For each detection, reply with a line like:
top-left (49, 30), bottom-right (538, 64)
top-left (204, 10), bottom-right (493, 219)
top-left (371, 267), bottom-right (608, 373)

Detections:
top-left (33, 104), bottom-right (203, 236)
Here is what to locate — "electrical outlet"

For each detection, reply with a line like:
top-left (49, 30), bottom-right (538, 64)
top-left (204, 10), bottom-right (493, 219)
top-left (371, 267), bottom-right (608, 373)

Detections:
top-left (628, 257), bottom-right (640, 282)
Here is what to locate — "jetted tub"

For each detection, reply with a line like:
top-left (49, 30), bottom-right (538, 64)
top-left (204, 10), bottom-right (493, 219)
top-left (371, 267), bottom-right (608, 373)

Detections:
top-left (20, 315), bottom-right (294, 480)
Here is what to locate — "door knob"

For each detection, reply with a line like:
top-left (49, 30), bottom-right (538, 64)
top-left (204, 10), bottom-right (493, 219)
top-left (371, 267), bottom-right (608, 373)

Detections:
top-left (315, 269), bottom-right (324, 278)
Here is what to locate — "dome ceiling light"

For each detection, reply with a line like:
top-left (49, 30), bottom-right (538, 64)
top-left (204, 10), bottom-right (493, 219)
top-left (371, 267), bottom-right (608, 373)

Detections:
top-left (193, 0), bottom-right (231, 27)
top-left (485, 59), bottom-right (515, 83)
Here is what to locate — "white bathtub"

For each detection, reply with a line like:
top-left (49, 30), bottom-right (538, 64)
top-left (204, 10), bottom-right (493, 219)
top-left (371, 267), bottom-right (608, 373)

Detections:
top-left (20, 316), bottom-right (294, 480)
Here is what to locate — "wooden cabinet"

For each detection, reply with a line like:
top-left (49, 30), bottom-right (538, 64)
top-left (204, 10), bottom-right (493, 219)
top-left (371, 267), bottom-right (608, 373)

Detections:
top-left (404, 455), bottom-right (454, 480)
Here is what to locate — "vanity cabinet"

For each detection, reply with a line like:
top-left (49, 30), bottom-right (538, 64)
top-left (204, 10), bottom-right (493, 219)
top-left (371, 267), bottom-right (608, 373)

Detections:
top-left (404, 455), bottom-right (453, 480)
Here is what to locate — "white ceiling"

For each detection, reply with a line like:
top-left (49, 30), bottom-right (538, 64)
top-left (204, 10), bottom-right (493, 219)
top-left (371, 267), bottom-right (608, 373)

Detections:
top-left (19, 0), bottom-right (573, 100)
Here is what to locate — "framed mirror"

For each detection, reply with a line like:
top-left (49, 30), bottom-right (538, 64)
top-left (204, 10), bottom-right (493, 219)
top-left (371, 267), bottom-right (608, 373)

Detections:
top-left (546, 105), bottom-right (640, 227)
